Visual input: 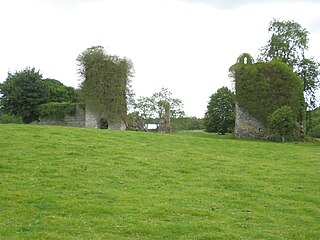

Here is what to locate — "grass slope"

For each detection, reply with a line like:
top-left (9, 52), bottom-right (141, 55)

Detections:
top-left (0, 124), bottom-right (319, 239)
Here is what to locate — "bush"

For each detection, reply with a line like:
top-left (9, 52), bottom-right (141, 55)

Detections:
top-left (268, 106), bottom-right (299, 142)
top-left (0, 113), bottom-right (22, 124)
top-left (204, 87), bottom-right (235, 134)
top-left (306, 108), bottom-right (320, 138)
top-left (37, 103), bottom-right (77, 119)
top-left (171, 118), bottom-right (204, 132)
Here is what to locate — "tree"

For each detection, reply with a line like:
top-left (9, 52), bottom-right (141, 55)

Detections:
top-left (134, 88), bottom-right (185, 121)
top-left (0, 68), bottom-right (47, 123)
top-left (204, 87), bottom-right (235, 134)
top-left (295, 58), bottom-right (320, 108)
top-left (43, 78), bottom-right (78, 103)
top-left (0, 68), bottom-right (78, 123)
top-left (259, 19), bottom-right (320, 108)
top-left (134, 96), bottom-right (154, 121)
top-left (306, 108), bottom-right (320, 138)
top-left (150, 87), bottom-right (185, 119)
top-left (268, 106), bottom-right (298, 142)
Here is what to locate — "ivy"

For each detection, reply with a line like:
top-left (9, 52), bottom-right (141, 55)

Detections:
top-left (77, 46), bottom-right (132, 124)
top-left (230, 54), bottom-right (305, 125)
top-left (37, 103), bottom-right (78, 119)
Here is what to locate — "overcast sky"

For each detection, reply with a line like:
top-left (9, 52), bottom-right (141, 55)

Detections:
top-left (0, 0), bottom-right (319, 117)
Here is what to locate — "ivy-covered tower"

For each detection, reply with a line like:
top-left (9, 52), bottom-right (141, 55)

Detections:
top-left (230, 53), bottom-right (305, 139)
top-left (77, 46), bottom-right (130, 130)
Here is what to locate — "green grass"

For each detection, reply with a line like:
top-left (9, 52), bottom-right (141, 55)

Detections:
top-left (0, 124), bottom-right (319, 239)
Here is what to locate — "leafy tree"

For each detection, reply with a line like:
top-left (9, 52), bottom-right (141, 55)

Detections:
top-left (259, 19), bottom-right (320, 108)
top-left (150, 87), bottom-right (185, 119)
top-left (306, 108), bottom-right (320, 138)
top-left (43, 79), bottom-right (77, 103)
top-left (0, 113), bottom-right (22, 124)
top-left (0, 68), bottom-right (47, 123)
top-left (134, 87), bottom-right (185, 121)
top-left (295, 58), bottom-right (320, 108)
top-left (134, 96), bottom-right (154, 121)
top-left (204, 87), bottom-right (235, 134)
top-left (268, 106), bottom-right (298, 142)
top-left (0, 68), bottom-right (78, 123)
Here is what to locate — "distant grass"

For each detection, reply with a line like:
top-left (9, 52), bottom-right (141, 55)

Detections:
top-left (0, 124), bottom-right (319, 239)
top-left (173, 130), bottom-right (235, 139)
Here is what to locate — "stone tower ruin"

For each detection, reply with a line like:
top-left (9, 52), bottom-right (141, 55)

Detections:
top-left (231, 53), bottom-right (305, 139)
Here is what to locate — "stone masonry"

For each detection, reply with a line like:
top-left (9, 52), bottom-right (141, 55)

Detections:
top-left (234, 104), bottom-right (268, 139)
top-left (35, 104), bottom-right (126, 130)
top-left (35, 105), bottom-right (85, 128)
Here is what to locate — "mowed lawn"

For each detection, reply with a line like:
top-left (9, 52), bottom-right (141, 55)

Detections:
top-left (0, 124), bottom-right (319, 239)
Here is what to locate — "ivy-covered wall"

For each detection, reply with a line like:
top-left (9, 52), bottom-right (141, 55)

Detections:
top-left (35, 103), bottom-right (85, 128)
top-left (77, 46), bottom-right (130, 129)
top-left (230, 53), bottom-right (305, 138)
top-left (35, 102), bottom-right (126, 130)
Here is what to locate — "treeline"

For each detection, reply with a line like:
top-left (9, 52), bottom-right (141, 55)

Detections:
top-left (0, 68), bottom-right (79, 123)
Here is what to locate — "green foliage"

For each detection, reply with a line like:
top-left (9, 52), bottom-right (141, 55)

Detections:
top-left (260, 19), bottom-right (309, 67)
top-left (230, 58), bottom-right (305, 125)
top-left (1, 124), bottom-right (319, 239)
top-left (37, 103), bottom-right (78, 119)
top-left (268, 106), bottom-right (298, 142)
top-left (134, 87), bottom-right (185, 121)
top-left (43, 79), bottom-right (78, 103)
top-left (237, 53), bottom-right (254, 65)
top-left (306, 108), bottom-right (320, 138)
top-left (0, 68), bottom-right (78, 123)
top-left (0, 113), bottom-right (22, 124)
top-left (295, 58), bottom-right (320, 108)
top-left (126, 112), bottom-right (146, 131)
top-left (171, 117), bottom-right (204, 132)
top-left (204, 87), bottom-right (235, 134)
top-left (0, 67), bottom-right (47, 123)
top-left (259, 19), bottom-right (320, 108)
top-left (77, 46), bottom-right (133, 122)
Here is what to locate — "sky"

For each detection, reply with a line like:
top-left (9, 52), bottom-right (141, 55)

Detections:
top-left (0, 0), bottom-right (319, 117)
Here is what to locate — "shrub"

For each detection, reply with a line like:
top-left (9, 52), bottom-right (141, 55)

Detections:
top-left (268, 106), bottom-right (299, 142)
top-left (37, 103), bottom-right (77, 119)
top-left (171, 117), bottom-right (204, 132)
top-left (204, 87), bottom-right (235, 134)
top-left (306, 108), bottom-right (320, 138)
top-left (0, 113), bottom-right (22, 124)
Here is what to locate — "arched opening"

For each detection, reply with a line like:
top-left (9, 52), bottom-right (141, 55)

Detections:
top-left (237, 53), bottom-right (254, 65)
top-left (99, 118), bottom-right (109, 129)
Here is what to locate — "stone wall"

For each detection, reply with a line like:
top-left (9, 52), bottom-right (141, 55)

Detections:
top-left (85, 104), bottom-right (101, 128)
top-left (35, 104), bottom-right (127, 130)
top-left (108, 119), bottom-right (126, 130)
top-left (34, 105), bottom-right (85, 128)
top-left (234, 104), bottom-right (269, 139)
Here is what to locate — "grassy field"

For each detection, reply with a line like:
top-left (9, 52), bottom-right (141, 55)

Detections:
top-left (0, 124), bottom-right (319, 239)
